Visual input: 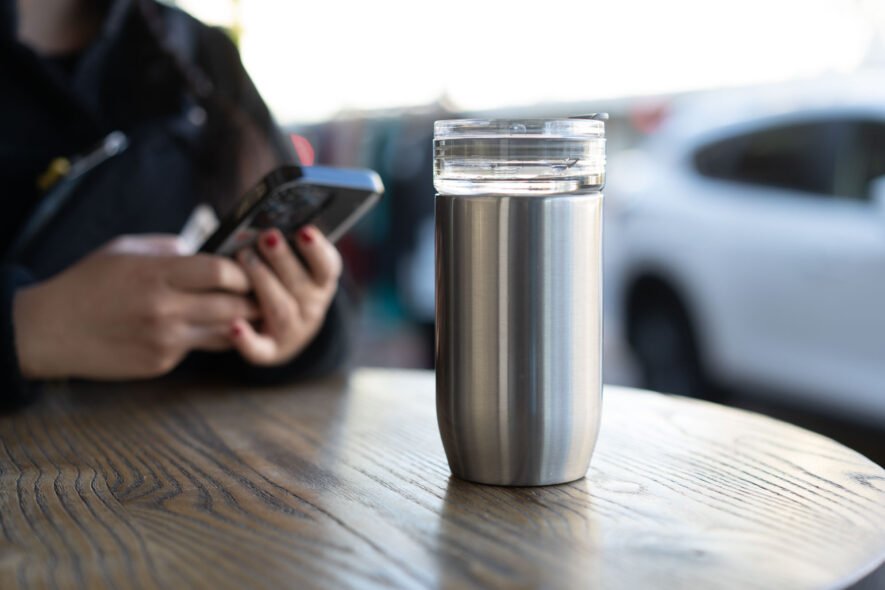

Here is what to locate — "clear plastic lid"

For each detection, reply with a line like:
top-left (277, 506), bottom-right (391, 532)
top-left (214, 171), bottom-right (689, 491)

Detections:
top-left (433, 119), bottom-right (606, 196)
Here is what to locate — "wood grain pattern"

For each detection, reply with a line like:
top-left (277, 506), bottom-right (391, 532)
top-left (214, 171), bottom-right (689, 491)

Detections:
top-left (0, 369), bottom-right (883, 590)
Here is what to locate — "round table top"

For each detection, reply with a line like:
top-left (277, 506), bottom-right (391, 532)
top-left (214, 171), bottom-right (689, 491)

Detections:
top-left (0, 368), bottom-right (883, 590)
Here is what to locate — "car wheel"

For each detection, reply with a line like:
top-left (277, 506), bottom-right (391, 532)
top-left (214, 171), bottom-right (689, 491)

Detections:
top-left (628, 291), bottom-right (722, 401)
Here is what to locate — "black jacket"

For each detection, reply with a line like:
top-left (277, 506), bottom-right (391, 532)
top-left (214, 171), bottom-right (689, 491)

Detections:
top-left (0, 0), bottom-right (350, 407)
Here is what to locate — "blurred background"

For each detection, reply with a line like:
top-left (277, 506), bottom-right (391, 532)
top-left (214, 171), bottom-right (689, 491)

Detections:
top-left (172, 0), bottom-right (884, 464)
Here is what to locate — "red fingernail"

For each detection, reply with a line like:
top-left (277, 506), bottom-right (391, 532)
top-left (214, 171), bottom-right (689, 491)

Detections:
top-left (231, 324), bottom-right (242, 338)
top-left (298, 227), bottom-right (314, 244)
top-left (264, 232), bottom-right (279, 248)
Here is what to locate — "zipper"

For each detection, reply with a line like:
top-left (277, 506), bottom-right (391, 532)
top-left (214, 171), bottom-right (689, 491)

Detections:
top-left (5, 131), bottom-right (129, 263)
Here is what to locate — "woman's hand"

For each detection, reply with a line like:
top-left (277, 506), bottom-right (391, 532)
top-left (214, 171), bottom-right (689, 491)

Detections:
top-left (13, 235), bottom-right (259, 380)
top-left (229, 226), bottom-right (341, 366)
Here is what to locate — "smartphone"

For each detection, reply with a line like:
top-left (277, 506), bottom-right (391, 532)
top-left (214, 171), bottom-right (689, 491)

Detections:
top-left (199, 165), bottom-right (384, 256)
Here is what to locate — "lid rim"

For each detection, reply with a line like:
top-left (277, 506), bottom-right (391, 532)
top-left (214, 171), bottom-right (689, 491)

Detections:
top-left (434, 118), bottom-right (605, 139)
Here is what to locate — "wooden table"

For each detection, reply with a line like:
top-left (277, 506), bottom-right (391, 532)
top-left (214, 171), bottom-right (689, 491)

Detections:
top-left (1, 369), bottom-right (883, 590)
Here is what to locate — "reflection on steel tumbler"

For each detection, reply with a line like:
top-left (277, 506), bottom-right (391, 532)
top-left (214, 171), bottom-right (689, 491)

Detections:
top-left (434, 119), bottom-right (607, 486)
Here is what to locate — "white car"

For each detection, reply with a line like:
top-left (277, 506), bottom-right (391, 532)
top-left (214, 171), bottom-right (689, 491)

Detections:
top-left (604, 73), bottom-right (885, 423)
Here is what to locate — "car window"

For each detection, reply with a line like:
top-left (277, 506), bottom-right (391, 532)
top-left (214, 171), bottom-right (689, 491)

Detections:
top-left (694, 121), bottom-right (838, 196)
top-left (836, 121), bottom-right (885, 200)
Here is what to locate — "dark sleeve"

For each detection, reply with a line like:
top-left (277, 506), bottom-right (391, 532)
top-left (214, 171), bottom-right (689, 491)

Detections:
top-left (0, 265), bottom-right (41, 410)
top-left (189, 25), bottom-right (354, 382)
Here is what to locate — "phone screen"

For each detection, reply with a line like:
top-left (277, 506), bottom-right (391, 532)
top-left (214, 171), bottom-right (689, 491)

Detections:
top-left (199, 165), bottom-right (383, 256)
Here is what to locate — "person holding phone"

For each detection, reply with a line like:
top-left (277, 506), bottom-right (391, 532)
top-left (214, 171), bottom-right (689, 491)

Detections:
top-left (1, 0), bottom-right (350, 407)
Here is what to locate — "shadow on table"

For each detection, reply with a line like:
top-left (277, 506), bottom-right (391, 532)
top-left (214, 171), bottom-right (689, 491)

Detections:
top-left (433, 476), bottom-right (602, 589)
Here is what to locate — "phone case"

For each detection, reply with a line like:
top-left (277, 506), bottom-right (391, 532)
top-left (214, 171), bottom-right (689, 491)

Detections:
top-left (200, 165), bottom-right (383, 256)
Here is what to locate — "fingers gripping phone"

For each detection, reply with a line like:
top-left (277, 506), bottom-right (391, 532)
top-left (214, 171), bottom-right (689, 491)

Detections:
top-left (199, 165), bottom-right (384, 256)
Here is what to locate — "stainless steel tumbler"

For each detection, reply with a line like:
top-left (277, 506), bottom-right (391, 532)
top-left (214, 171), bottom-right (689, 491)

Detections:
top-left (434, 119), bottom-right (606, 486)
